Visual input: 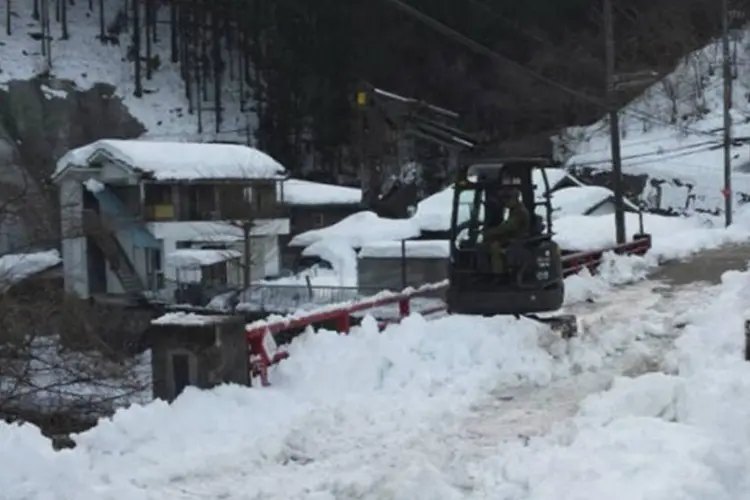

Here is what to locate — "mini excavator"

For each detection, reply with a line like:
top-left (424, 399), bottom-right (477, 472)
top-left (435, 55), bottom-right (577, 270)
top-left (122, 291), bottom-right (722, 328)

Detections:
top-left (446, 157), bottom-right (578, 338)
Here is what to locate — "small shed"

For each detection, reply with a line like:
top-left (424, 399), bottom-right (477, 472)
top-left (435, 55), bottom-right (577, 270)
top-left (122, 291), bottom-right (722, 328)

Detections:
top-left (357, 240), bottom-right (449, 291)
top-left (148, 312), bottom-right (249, 402)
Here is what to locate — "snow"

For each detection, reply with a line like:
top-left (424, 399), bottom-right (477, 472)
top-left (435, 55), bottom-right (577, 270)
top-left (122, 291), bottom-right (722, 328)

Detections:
top-left (279, 179), bottom-right (361, 205)
top-left (165, 249), bottom-right (241, 269)
top-left (55, 139), bottom-right (286, 181)
top-left (555, 209), bottom-right (750, 253)
top-left (0, 1), bottom-right (254, 142)
top-left (0, 249), bottom-right (61, 291)
top-left (300, 239), bottom-right (359, 285)
top-left (6, 228), bottom-right (750, 498)
top-left (0, 335), bottom-right (151, 416)
top-left (147, 220), bottom-right (288, 242)
top-left (359, 240), bottom-right (450, 259)
top-left (468, 270), bottom-right (750, 500)
top-left (414, 185), bottom-right (456, 232)
top-left (556, 29), bottom-right (750, 214)
top-left (289, 211), bottom-right (422, 248)
top-left (10, 17), bottom-right (750, 497)
top-left (534, 167), bottom-right (578, 191)
top-left (151, 312), bottom-right (232, 326)
top-left (550, 185), bottom-right (640, 217)
top-left (82, 178), bottom-right (105, 193)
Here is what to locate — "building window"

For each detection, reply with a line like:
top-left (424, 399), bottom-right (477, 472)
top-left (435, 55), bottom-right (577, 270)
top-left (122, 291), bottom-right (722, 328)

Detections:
top-left (146, 247), bottom-right (164, 290)
top-left (145, 184), bottom-right (172, 204)
top-left (183, 184), bottom-right (217, 220)
top-left (144, 184), bottom-right (174, 220)
top-left (203, 262), bottom-right (228, 287)
top-left (313, 213), bottom-right (325, 227)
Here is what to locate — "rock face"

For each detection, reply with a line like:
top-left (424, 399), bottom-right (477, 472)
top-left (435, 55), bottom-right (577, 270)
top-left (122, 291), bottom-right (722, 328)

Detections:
top-left (0, 76), bottom-right (145, 253)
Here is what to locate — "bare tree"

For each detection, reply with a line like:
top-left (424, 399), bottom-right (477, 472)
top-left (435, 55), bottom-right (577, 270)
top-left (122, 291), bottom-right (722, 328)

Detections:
top-left (0, 195), bottom-right (151, 447)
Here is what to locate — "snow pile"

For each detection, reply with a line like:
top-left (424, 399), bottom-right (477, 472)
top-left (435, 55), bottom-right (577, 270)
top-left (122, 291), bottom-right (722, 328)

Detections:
top-left (0, 249), bottom-right (61, 291)
top-left (0, 312), bottom-right (578, 499)
top-left (279, 179), bottom-right (361, 205)
top-left (0, 1), bottom-right (251, 141)
top-left (414, 184), bottom-right (458, 232)
top-left (557, 29), bottom-right (750, 214)
top-left (56, 139), bottom-right (286, 181)
top-left (260, 239), bottom-right (359, 289)
top-left (300, 239), bottom-right (358, 285)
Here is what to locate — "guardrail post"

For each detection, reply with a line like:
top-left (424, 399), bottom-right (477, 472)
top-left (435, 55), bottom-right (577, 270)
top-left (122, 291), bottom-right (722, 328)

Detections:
top-left (745, 319), bottom-right (750, 361)
top-left (398, 297), bottom-right (410, 318)
top-left (336, 313), bottom-right (351, 334)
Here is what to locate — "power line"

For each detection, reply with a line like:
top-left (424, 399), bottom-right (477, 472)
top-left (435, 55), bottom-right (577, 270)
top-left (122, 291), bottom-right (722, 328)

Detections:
top-left (570, 140), bottom-right (721, 169)
top-left (381, 0), bottom-right (720, 138)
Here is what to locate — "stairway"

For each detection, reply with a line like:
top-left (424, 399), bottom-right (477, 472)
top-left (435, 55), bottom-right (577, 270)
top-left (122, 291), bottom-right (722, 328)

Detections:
top-left (82, 209), bottom-right (145, 295)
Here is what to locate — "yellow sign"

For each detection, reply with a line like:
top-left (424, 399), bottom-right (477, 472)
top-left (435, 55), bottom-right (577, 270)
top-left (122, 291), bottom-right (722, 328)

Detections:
top-left (356, 91), bottom-right (367, 106)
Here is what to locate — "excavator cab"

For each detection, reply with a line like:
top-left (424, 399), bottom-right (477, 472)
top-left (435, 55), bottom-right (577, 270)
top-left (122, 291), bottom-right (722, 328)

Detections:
top-left (446, 158), bottom-right (575, 336)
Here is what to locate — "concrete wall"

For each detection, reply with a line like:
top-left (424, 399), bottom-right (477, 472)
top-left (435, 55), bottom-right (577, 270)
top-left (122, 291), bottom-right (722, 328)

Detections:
top-left (358, 256), bottom-right (448, 292)
top-left (59, 180), bottom-right (89, 297)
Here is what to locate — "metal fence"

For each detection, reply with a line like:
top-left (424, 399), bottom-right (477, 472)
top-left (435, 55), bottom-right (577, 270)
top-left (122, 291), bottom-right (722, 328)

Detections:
top-left (236, 283), bottom-right (387, 313)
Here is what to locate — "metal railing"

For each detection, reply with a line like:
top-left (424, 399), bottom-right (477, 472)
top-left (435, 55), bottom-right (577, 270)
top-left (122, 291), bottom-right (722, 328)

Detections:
top-left (236, 283), bottom-right (388, 313)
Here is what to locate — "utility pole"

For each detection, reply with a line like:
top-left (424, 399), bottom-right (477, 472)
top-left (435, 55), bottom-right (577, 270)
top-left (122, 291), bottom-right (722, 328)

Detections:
top-left (722, 0), bottom-right (733, 227)
top-left (604, 0), bottom-right (626, 245)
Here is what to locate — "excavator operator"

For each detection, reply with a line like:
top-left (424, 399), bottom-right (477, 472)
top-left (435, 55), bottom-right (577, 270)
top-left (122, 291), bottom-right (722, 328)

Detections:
top-left (485, 187), bottom-right (531, 274)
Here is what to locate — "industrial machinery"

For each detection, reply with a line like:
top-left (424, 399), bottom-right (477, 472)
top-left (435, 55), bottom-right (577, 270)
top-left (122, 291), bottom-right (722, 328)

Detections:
top-left (446, 157), bottom-right (577, 337)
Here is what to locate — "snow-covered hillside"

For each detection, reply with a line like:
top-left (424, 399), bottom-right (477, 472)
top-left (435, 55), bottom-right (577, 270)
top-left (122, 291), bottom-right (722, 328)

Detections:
top-left (0, 0), bottom-right (253, 141)
top-left (557, 28), bottom-right (750, 215)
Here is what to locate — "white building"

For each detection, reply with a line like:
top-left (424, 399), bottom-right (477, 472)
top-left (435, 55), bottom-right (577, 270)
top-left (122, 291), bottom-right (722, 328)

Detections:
top-left (51, 139), bottom-right (290, 303)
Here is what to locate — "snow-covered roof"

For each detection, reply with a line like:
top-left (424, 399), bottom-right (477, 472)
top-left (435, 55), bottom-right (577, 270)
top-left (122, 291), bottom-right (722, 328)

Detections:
top-left (533, 167), bottom-right (579, 191)
top-left (53, 139), bottom-right (286, 182)
top-left (289, 211), bottom-right (421, 248)
top-left (166, 249), bottom-right (241, 269)
top-left (279, 179), bottom-right (361, 206)
top-left (147, 220), bottom-right (289, 242)
top-left (414, 186), bottom-right (454, 233)
top-left (0, 250), bottom-right (61, 292)
top-left (551, 186), bottom-right (640, 218)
